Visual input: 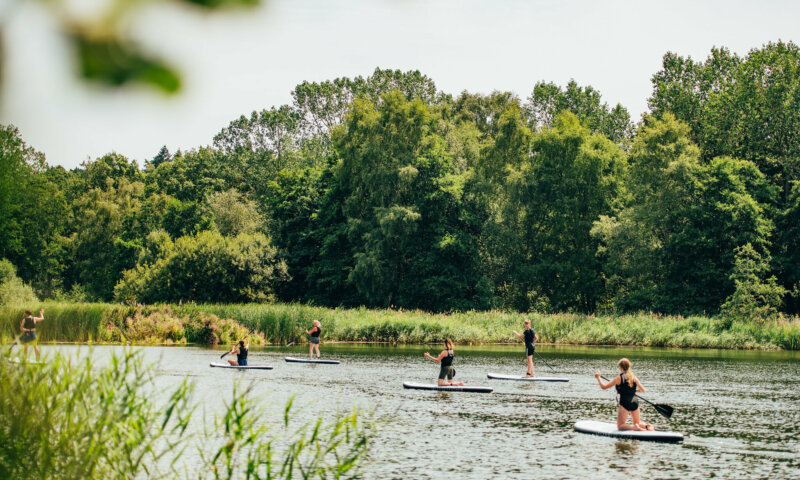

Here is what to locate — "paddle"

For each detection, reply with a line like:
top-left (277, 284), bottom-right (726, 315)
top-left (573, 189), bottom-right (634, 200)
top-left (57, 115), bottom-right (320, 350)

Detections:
top-left (534, 350), bottom-right (557, 372)
top-left (220, 329), bottom-right (255, 359)
top-left (600, 375), bottom-right (674, 420)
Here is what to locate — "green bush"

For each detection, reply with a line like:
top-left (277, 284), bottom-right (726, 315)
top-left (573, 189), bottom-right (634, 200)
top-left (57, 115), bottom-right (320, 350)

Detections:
top-left (0, 259), bottom-right (38, 305)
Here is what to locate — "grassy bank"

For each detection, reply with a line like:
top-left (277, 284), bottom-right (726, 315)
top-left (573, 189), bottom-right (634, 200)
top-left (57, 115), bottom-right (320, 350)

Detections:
top-left (2, 302), bottom-right (799, 349)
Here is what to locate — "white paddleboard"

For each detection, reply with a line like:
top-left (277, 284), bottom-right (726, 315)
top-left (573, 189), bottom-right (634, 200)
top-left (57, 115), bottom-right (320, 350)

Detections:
top-left (209, 362), bottom-right (273, 370)
top-left (402, 381), bottom-right (493, 393)
top-left (284, 357), bottom-right (340, 365)
top-left (487, 373), bottom-right (569, 382)
top-left (574, 420), bottom-right (683, 442)
top-left (6, 358), bottom-right (42, 365)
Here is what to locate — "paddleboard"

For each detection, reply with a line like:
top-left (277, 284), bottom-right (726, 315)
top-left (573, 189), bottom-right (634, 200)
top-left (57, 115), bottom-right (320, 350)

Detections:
top-left (487, 373), bottom-right (569, 382)
top-left (209, 362), bottom-right (273, 370)
top-left (284, 357), bottom-right (340, 365)
top-left (6, 358), bottom-right (42, 365)
top-left (574, 420), bottom-right (683, 443)
top-left (402, 381), bottom-right (493, 393)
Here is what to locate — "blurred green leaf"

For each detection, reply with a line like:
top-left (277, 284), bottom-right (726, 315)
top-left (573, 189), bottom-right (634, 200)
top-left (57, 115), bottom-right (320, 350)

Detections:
top-left (72, 33), bottom-right (181, 93)
top-left (181, 0), bottom-right (260, 8)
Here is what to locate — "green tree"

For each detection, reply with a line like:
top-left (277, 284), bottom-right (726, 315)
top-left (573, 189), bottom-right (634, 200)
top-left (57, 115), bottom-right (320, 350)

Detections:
top-left (721, 243), bottom-right (786, 321)
top-left (525, 80), bottom-right (633, 145)
top-left (308, 92), bottom-right (489, 310)
top-left (206, 189), bottom-right (263, 237)
top-left (67, 177), bottom-right (145, 300)
top-left (488, 110), bottom-right (626, 312)
top-left (594, 114), bottom-right (775, 313)
top-left (115, 230), bottom-right (288, 303)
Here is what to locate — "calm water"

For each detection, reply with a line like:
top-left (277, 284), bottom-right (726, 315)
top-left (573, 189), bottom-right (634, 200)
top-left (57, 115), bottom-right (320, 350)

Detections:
top-left (47, 344), bottom-right (800, 479)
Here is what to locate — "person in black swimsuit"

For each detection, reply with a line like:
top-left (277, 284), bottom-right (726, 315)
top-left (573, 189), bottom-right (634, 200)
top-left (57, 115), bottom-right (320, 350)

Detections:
top-left (513, 318), bottom-right (538, 377)
top-left (305, 320), bottom-right (322, 360)
top-left (594, 358), bottom-right (654, 431)
top-left (424, 338), bottom-right (466, 386)
top-left (226, 339), bottom-right (249, 366)
top-left (17, 309), bottom-right (45, 361)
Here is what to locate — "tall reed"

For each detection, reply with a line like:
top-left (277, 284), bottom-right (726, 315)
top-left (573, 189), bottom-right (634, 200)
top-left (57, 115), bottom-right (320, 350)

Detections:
top-left (0, 346), bottom-right (374, 479)
top-left (3, 302), bottom-right (799, 350)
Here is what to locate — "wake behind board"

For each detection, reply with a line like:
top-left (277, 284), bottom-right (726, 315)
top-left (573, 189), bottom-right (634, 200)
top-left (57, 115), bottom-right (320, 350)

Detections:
top-left (487, 373), bottom-right (569, 382)
top-left (210, 362), bottom-right (273, 370)
top-left (284, 357), bottom-right (340, 365)
top-left (403, 381), bottom-right (493, 393)
top-left (574, 420), bottom-right (683, 443)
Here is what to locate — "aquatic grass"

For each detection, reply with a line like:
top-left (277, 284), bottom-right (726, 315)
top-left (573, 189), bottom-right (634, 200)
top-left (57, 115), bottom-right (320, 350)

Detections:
top-left (2, 302), bottom-right (799, 350)
top-left (0, 346), bottom-right (375, 479)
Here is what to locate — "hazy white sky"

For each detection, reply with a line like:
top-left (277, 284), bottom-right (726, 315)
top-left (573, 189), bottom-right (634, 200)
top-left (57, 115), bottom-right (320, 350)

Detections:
top-left (3, 0), bottom-right (799, 169)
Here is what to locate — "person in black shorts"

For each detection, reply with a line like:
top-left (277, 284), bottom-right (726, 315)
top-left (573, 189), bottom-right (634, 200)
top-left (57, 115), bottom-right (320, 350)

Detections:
top-left (424, 338), bottom-right (466, 386)
top-left (513, 318), bottom-right (538, 377)
top-left (305, 320), bottom-right (322, 360)
top-left (17, 309), bottom-right (45, 361)
top-left (594, 358), bottom-right (654, 431)
top-left (226, 339), bottom-right (249, 366)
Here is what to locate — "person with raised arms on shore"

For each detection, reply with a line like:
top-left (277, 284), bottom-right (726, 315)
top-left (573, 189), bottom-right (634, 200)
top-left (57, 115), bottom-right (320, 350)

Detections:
top-left (19, 309), bottom-right (45, 361)
top-left (424, 338), bottom-right (466, 386)
top-left (305, 320), bottom-right (322, 360)
top-left (594, 358), bottom-right (655, 431)
top-left (226, 338), bottom-right (249, 366)
top-left (513, 318), bottom-right (538, 377)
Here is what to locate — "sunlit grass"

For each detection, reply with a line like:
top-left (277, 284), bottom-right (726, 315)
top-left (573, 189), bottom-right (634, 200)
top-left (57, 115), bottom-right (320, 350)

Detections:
top-left (2, 302), bottom-right (798, 350)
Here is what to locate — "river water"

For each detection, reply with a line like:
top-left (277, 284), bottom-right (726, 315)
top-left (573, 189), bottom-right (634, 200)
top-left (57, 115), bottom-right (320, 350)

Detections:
top-left (48, 344), bottom-right (800, 479)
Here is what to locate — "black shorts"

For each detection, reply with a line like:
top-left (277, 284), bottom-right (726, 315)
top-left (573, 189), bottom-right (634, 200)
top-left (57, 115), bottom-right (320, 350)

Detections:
top-left (310, 337), bottom-right (320, 344)
top-left (438, 365), bottom-right (454, 380)
top-left (22, 331), bottom-right (37, 344)
top-left (525, 344), bottom-right (535, 356)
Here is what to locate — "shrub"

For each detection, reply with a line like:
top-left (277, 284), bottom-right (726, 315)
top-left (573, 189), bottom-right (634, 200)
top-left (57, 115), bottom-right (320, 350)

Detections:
top-left (0, 259), bottom-right (38, 305)
top-left (114, 230), bottom-right (289, 304)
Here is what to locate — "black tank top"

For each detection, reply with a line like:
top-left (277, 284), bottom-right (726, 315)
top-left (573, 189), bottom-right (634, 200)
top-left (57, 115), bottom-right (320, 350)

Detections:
top-left (441, 350), bottom-right (454, 367)
top-left (615, 373), bottom-right (637, 403)
top-left (237, 346), bottom-right (248, 363)
top-left (310, 326), bottom-right (320, 338)
top-left (23, 316), bottom-right (35, 329)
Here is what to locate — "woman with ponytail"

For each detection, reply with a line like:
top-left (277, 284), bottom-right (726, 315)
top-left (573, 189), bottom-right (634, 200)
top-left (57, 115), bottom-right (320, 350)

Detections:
top-left (594, 358), bottom-right (654, 431)
top-left (424, 338), bottom-right (466, 386)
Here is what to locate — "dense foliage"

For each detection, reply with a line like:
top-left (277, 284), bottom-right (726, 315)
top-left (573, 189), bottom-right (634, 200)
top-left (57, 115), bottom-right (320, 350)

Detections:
top-left (2, 46), bottom-right (800, 317)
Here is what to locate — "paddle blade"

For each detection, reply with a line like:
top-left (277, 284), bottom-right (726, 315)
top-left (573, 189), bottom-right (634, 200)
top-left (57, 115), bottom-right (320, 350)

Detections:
top-left (652, 403), bottom-right (674, 419)
top-left (285, 341), bottom-right (294, 347)
top-left (220, 352), bottom-right (228, 359)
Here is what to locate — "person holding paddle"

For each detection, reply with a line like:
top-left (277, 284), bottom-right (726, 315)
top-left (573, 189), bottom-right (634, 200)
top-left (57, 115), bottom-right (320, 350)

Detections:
top-left (424, 338), bottom-right (466, 386)
top-left (19, 309), bottom-right (45, 361)
top-left (305, 320), bottom-right (322, 360)
top-left (513, 318), bottom-right (538, 377)
top-left (595, 358), bottom-right (654, 431)
top-left (226, 339), bottom-right (249, 367)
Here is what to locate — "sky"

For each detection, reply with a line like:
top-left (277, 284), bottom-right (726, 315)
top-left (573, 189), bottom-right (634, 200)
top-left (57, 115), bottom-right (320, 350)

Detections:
top-left (2, 0), bottom-right (799, 169)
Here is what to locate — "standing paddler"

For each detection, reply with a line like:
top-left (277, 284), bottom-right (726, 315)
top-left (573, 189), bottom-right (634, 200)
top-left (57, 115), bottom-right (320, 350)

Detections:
top-left (513, 318), bottom-right (538, 377)
top-left (18, 309), bottom-right (45, 361)
top-left (305, 320), bottom-right (322, 360)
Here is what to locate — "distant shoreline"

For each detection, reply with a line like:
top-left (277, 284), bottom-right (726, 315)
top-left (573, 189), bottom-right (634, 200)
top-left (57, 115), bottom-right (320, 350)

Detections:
top-left (2, 302), bottom-right (798, 350)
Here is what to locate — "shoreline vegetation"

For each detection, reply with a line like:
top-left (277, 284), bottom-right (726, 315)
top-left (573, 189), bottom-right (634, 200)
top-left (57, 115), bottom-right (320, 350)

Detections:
top-left (2, 302), bottom-right (799, 350)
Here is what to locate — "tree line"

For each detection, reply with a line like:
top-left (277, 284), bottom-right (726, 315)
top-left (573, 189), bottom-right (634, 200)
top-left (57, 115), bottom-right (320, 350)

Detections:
top-left (2, 42), bottom-right (798, 318)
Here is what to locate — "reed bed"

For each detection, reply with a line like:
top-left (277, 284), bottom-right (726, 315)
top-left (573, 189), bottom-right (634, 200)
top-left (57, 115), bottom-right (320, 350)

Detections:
top-left (2, 302), bottom-right (799, 350)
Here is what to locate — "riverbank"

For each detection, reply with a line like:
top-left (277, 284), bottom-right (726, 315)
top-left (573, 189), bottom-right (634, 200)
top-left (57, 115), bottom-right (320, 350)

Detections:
top-left (2, 302), bottom-right (799, 349)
